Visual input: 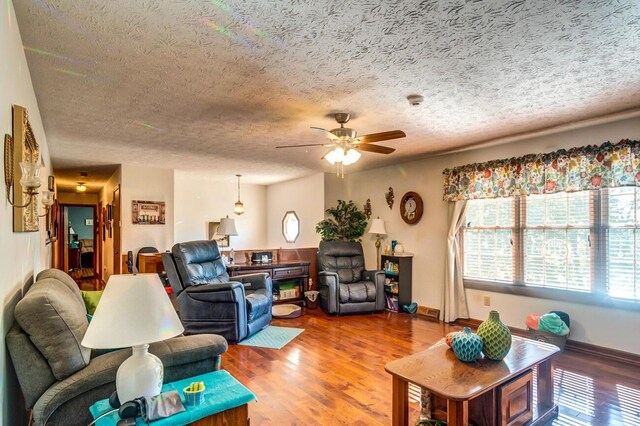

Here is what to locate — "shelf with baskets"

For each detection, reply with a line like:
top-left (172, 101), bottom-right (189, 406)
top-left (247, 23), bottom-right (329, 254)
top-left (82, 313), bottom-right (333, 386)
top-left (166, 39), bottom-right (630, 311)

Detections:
top-left (381, 255), bottom-right (412, 313)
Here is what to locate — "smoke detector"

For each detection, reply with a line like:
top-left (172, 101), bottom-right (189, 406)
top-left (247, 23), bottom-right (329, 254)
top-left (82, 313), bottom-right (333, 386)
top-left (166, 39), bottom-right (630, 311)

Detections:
top-left (407, 94), bottom-right (424, 107)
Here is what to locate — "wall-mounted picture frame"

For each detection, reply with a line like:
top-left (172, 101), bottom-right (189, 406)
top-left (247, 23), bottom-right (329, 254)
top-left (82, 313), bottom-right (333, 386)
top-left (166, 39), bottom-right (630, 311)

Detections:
top-left (85, 219), bottom-right (93, 226)
top-left (208, 221), bottom-right (230, 247)
top-left (47, 175), bottom-right (55, 192)
top-left (132, 200), bottom-right (166, 224)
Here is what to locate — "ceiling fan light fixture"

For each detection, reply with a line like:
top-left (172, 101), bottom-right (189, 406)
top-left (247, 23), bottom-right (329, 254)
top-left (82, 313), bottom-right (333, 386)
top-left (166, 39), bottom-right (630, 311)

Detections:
top-left (325, 147), bottom-right (345, 165)
top-left (342, 148), bottom-right (361, 166)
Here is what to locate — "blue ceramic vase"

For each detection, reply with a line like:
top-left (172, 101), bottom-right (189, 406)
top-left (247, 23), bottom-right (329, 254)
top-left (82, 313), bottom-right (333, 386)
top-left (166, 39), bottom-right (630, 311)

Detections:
top-left (451, 327), bottom-right (483, 362)
top-left (477, 310), bottom-right (512, 360)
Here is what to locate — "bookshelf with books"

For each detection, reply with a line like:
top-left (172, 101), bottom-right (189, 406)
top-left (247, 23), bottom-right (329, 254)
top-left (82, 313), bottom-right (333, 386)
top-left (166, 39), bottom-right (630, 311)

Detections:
top-left (381, 255), bottom-right (412, 313)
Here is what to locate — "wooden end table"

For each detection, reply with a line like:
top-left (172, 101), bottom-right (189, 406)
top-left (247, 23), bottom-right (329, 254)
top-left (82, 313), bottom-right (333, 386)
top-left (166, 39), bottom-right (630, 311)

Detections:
top-left (385, 336), bottom-right (560, 426)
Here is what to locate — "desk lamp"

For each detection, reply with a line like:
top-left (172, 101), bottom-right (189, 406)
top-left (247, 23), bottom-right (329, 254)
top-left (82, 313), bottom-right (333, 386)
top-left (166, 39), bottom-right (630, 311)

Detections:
top-left (82, 273), bottom-right (183, 402)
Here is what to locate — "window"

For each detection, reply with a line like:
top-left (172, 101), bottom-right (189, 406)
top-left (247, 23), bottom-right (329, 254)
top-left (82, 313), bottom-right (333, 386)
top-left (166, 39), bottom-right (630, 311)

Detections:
top-left (463, 187), bottom-right (640, 303)
top-left (282, 211), bottom-right (300, 243)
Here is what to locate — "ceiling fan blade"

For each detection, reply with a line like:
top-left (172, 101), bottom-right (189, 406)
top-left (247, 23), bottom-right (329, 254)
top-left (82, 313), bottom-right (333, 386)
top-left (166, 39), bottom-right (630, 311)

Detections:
top-left (357, 130), bottom-right (406, 144)
top-left (276, 143), bottom-right (330, 148)
top-left (311, 127), bottom-right (340, 141)
top-left (357, 144), bottom-right (395, 154)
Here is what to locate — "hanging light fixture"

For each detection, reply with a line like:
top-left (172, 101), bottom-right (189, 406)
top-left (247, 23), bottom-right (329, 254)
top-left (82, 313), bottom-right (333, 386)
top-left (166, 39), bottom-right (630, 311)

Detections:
top-left (324, 145), bottom-right (362, 178)
top-left (233, 174), bottom-right (245, 215)
top-left (75, 172), bottom-right (88, 193)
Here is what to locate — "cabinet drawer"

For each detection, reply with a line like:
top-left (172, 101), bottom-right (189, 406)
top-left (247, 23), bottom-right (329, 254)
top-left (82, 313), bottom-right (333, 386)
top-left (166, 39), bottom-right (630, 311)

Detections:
top-left (273, 266), bottom-right (306, 279)
top-left (230, 269), bottom-right (271, 277)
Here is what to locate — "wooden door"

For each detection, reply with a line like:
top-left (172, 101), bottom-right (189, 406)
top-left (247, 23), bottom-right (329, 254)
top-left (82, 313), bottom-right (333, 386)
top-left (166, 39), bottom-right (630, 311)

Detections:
top-left (113, 186), bottom-right (121, 274)
top-left (96, 202), bottom-right (102, 281)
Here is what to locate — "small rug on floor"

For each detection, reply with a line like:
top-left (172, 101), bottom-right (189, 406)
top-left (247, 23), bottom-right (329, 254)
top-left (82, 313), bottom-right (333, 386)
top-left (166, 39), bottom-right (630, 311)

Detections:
top-left (238, 326), bottom-right (304, 349)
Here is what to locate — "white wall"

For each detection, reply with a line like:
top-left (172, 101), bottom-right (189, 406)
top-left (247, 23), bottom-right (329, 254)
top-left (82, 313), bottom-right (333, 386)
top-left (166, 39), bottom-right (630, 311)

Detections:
top-left (0, 2), bottom-right (52, 423)
top-left (343, 116), bottom-right (640, 354)
top-left (99, 167), bottom-right (121, 280)
top-left (266, 173), bottom-right (324, 248)
top-left (121, 165), bottom-right (174, 253)
top-left (174, 171), bottom-right (267, 249)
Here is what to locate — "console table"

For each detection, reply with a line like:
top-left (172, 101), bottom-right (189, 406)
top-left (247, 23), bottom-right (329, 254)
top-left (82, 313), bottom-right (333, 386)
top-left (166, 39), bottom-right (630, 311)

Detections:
top-left (385, 337), bottom-right (560, 426)
top-left (227, 261), bottom-right (310, 305)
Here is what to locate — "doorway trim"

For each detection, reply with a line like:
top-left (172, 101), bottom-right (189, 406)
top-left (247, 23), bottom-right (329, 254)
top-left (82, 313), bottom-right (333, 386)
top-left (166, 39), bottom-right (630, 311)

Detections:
top-left (57, 203), bottom-right (99, 280)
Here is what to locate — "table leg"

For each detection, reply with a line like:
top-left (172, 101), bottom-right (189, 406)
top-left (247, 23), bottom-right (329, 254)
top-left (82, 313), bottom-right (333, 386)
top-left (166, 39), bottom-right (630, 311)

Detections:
top-left (537, 359), bottom-right (554, 411)
top-left (447, 399), bottom-right (469, 426)
top-left (392, 376), bottom-right (409, 426)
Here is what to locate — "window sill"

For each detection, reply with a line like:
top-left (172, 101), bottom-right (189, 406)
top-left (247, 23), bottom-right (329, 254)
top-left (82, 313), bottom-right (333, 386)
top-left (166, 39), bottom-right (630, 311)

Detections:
top-left (464, 279), bottom-right (640, 312)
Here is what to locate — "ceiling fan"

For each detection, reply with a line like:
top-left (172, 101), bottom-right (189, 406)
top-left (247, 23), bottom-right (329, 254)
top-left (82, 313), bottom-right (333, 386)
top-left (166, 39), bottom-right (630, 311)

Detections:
top-left (276, 113), bottom-right (406, 176)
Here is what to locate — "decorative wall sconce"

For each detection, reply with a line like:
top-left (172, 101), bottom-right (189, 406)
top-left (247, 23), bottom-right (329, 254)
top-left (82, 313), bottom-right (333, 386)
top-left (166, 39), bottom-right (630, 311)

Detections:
top-left (364, 198), bottom-right (372, 219)
top-left (4, 105), bottom-right (46, 232)
top-left (385, 187), bottom-right (394, 210)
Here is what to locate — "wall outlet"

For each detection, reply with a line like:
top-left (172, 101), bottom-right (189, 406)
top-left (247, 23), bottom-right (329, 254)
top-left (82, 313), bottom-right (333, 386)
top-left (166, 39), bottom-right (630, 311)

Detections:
top-left (483, 295), bottom-right (491, 306)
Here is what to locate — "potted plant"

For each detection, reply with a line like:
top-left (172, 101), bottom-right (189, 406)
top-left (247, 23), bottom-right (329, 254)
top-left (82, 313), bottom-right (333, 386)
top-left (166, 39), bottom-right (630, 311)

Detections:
top-left (315, 200), bottom-right (368, 242)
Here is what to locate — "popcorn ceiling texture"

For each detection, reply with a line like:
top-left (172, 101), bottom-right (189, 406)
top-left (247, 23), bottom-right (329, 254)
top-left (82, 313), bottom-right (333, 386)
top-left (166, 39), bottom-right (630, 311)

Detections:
top-left (13, 0), bottom-right (640, 184)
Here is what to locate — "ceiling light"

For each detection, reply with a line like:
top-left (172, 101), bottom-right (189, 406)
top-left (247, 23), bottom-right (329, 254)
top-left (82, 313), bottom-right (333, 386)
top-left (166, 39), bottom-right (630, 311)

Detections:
top-left (233, 174), bottom-right (244, 215)
top-left (325, 147), bottom-right (344, 165)
top-left (76, 183), bottom-right (87, 192)
top-left (342, 149), bottom-right (361, 166)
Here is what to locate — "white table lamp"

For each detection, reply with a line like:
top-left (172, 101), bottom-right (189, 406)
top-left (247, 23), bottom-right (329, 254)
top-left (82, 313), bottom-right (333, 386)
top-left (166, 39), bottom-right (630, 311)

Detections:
top-left (81, 274), bottom-right (184, 402)
top-left (368, 218), bottom-right (387, 270)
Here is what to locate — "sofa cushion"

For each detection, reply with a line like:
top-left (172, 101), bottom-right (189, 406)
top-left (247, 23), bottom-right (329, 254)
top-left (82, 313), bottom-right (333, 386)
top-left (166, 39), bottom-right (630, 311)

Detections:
top-left (246, 291), bottom-right (271, 322)
top-left (36, 268), bottom-right (85, 308)
top-left (15, 279), bottom-right (91, 381)
top-left (318, 241), bottom-right (365, 284)
top-left (339, 281), bottom-right (376, 303)
top-left (172, 240), bottom-right (230, 287)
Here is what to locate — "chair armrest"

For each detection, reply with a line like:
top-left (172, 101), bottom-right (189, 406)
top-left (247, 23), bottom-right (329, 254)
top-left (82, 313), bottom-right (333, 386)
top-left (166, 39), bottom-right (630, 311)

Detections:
top-left (318, 271), bottom-right (340, 313)
top-left (363, 270), bottom-right (386, 311)
top-left (185, 282), bottom-right (245, 303)
top-left (234, 273), bottom-right (272, 293)
top-left (34, 335), bottom-right (227, 425)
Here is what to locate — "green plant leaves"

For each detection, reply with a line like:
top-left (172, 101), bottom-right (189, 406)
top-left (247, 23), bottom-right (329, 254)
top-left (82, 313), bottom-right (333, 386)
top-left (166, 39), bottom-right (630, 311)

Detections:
top-left (315, 200), bottom-right (368, 242)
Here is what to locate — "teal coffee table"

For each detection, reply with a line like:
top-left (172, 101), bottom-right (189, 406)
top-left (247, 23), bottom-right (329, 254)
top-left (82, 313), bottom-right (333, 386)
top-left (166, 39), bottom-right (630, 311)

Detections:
top-left (90, 370), bottom-right (256, 425)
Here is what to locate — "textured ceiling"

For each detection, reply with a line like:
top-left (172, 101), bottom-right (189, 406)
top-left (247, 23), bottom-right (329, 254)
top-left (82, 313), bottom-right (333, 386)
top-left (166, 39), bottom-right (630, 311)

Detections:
top-left (54, 164), bottom-right (119, 193)
top-left (14, 0), bottom-right (640, 185)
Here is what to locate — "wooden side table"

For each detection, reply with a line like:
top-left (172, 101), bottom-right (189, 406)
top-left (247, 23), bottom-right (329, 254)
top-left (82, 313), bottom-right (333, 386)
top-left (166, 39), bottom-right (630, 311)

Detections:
top-left (385, 337), bottom-right (559, 426)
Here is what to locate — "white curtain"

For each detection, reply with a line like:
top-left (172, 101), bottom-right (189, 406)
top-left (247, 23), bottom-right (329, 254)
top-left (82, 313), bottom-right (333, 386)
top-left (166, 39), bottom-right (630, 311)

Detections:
top-left (442, 200), bottom-right (469, 323)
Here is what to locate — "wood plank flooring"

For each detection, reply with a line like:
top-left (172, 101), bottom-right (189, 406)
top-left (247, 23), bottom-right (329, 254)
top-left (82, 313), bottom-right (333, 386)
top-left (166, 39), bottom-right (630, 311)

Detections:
top-left (223, 309), bottom-right (640, 425)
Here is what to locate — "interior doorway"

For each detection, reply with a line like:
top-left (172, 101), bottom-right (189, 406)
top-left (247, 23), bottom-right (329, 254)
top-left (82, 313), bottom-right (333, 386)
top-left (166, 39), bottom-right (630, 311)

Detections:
top-left (60, 204), bottom-right (97, 281)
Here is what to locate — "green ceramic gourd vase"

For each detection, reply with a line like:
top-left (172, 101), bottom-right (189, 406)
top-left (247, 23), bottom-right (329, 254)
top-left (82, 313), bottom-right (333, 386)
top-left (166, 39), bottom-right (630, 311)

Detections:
top-left (477, 310), bottom-right (512, 360)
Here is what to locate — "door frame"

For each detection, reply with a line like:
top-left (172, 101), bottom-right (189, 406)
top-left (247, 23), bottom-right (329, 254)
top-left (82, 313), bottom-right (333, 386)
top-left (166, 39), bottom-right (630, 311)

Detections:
top-left (57, 203), bottom-right (98, 277)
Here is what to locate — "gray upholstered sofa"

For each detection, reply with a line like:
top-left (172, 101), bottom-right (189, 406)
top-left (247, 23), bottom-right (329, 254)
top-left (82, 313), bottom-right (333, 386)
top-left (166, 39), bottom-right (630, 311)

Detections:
top-left (162, 240), bottom-right (272, 342)
top-left (6, 268), bottom-right (228, 425)
top-left (317, 241), bottom-right (385, 314)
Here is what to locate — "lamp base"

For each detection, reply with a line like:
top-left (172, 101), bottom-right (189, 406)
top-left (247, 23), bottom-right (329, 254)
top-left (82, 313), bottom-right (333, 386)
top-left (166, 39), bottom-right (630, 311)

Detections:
top-left (116, 344), bottom-right (163, 402)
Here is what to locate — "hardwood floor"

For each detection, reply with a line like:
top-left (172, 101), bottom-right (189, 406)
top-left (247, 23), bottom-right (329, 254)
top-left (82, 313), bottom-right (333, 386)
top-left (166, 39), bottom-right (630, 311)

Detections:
top-left (223, 309), bottom-right (640, 425)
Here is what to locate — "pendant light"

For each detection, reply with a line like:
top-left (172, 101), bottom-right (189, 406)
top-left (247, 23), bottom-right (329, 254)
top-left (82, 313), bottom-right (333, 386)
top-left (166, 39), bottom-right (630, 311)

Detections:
top-left (233, 174), bottom-right (245, 215)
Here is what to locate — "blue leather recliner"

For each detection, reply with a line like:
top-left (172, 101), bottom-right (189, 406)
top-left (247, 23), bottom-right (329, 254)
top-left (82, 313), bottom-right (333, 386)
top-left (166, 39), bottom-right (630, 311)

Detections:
top-left (162, 240), bottom-right (272, 342)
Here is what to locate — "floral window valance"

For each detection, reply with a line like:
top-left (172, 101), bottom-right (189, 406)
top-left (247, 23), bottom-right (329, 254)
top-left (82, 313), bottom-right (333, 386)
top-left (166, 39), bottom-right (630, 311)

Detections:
top-left (443, 139), bottom-right (640, 201)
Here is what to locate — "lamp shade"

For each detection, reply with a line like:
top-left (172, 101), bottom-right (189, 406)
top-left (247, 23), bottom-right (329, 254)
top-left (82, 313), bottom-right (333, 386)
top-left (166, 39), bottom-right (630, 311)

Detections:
top-left (82, 274), bottom-right (183, 349)
top-left (368, 218), bottom-right (387, 236)
top-left (217, 216), bottom-right (238, 236)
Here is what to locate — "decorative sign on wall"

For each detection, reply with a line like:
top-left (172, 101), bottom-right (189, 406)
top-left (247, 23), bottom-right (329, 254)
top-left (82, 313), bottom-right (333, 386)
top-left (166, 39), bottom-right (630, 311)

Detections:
top-left (132, 200), bottom-right (166, 224)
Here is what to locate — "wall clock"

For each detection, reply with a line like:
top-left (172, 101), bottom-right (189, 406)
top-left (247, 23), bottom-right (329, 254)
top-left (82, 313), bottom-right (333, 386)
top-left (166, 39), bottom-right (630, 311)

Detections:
top-left (400, 192), bottom-right (423, 225)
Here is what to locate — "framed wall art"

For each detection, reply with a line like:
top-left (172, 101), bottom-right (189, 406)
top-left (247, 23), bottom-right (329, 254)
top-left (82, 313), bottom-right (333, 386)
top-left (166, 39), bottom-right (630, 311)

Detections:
top-left (132, 200), bottom-right (166, 224)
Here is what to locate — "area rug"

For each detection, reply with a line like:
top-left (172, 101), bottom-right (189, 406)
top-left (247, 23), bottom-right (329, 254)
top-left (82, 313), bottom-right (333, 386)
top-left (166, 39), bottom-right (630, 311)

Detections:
top-left (238, 326), bottom-right (304, 349)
